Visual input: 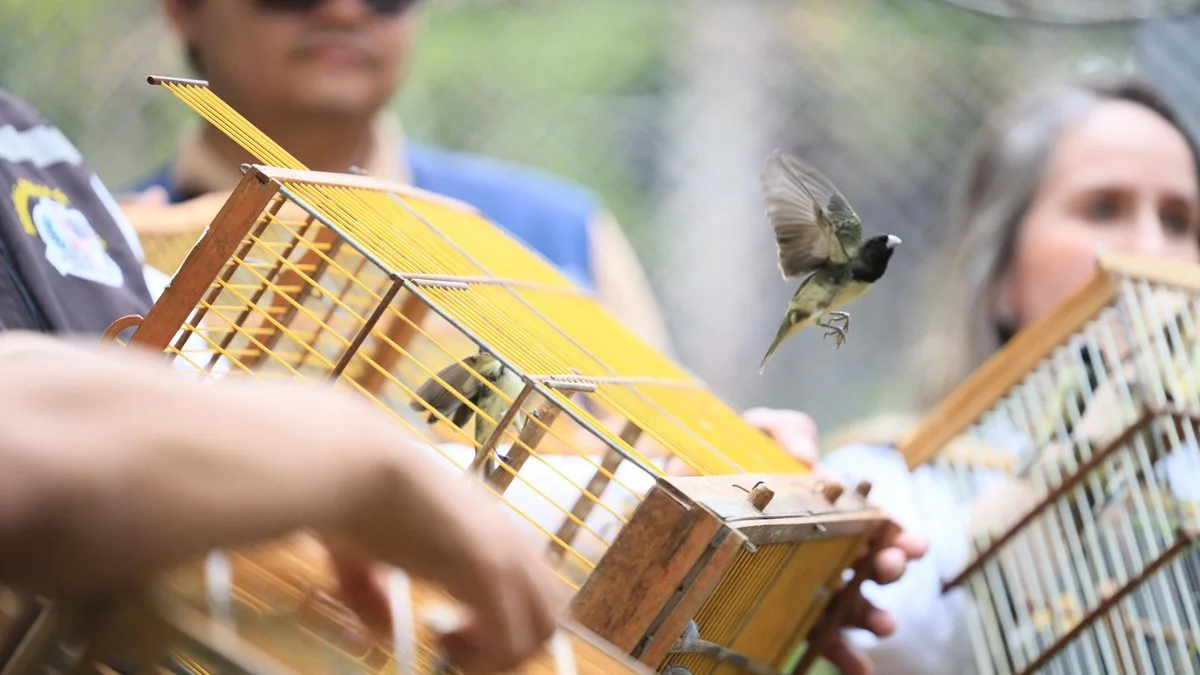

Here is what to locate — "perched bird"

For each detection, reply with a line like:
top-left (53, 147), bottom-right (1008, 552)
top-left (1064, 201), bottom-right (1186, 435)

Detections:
top-left (409, 348), bottom-right (527, 477)
top-left (757, 150), bottom-right (902, 373)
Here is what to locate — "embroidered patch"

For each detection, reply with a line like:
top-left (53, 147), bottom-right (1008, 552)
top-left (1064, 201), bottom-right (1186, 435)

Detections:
top-left (12, 178), bottom-right (125, 288)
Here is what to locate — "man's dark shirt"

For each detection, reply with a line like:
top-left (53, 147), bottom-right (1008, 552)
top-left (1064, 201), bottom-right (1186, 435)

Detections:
top-left (0, 90), bottom-right (152, 334)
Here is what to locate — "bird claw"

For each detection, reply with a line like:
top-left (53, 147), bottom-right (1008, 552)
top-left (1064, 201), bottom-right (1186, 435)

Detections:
top-left (828, 312), bottom-right (851, 333)
top-left (822, 326), bottom-right (847, 349)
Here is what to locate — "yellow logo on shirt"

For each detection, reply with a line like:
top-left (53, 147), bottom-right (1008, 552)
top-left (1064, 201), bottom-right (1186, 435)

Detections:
top-left (11, 177), bottom-right (123, 288)
top-left (12, 178), bottom-right (69, 236)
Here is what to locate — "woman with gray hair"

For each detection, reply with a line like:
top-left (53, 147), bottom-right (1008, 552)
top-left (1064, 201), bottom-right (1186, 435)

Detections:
top-left (818, 72), bottom-right (1200, 674)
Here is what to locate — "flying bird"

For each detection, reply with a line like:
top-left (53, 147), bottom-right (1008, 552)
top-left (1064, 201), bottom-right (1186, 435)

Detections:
top-left (409, 348), bottom-right (527, 477)
top-left (758, 150), bottom-right (901, 373)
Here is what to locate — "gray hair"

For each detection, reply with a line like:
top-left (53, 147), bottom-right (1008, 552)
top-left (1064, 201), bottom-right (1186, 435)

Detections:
top-left (912, 73), bottom-right (1200, 410)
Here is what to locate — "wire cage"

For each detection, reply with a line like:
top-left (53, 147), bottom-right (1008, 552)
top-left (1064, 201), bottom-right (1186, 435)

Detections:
top-left (0, 75), bottom-right (896, 675)
top-left (0, 569), bottom-right (651, 675)
top-left (899, 252), bottom-right (1200, 675)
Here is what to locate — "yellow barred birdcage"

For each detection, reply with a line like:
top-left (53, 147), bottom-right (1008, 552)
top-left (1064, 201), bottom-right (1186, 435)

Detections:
top-left (0, 75), bottom-right (897, 675)
top-left (899, 253), bottom-right (1200, 675)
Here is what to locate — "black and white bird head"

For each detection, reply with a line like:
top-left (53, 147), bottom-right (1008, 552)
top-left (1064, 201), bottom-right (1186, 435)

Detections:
top-left (855, 234), bottom-right (902, 283)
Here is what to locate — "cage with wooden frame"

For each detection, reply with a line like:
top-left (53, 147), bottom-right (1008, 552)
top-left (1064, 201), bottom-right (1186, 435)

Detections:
top-left (0, 75), bottom-right (897, 675)
top-left (898, 252), bottom-right (1200, 675)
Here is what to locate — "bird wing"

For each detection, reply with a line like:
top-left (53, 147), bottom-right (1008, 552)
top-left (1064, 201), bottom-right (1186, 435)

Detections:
top-left (409, 353), bottom-right (485, 416)
top-left (760, 150), bottom-right (863, 278)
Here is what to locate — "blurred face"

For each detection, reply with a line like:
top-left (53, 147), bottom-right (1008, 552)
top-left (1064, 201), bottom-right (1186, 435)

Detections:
top-left (1000, 99), bottom-right (1200, 329)
top-left (165, 0), bottom-right (420, 121)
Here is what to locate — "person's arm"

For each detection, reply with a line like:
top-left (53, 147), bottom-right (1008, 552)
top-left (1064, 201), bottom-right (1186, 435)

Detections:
top-left (587, 211), bottom-right (676, 357)
top-left (0, 332), bottom-right (561, 674)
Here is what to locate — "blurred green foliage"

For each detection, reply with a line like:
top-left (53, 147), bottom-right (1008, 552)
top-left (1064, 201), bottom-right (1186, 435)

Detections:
top-left (394, 0), bottom-right (673, 245)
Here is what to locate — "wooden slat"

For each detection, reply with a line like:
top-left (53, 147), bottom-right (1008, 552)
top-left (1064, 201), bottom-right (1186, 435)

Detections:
top-left (663, 472), bottom-right (884, 545)
top-left (352, 291), bottom-right (429, 395)
top-left (635, 527), bottom-right (743, 668)
top-left (1101, 250), bottom-right (1200, 294)
top-left (568, 483), bottom-right (736, 652)
top-left (126, 169), bottom-right (282, 353)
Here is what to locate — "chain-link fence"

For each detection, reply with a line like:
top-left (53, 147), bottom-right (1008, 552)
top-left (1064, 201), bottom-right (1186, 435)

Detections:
top-left (3, 0), bottom-right (1200, 435)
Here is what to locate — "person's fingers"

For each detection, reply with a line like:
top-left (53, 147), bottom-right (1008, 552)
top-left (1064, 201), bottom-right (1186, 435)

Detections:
top-left (892, 529), bottom-right (929, 559)
top-left (440, 556), bottom-right (557, 674)
top-left (743, 407), bottom-right (818, 439)
top-left (441, 604), bottom-right (531, 674)
top-left (863, 607), bottom-right (895, 638)
top-left (329, 550), bottom-right (393, 636)
top-left (742, 407), bottom-right (820, 465)
top-left (870, 546), bottom-right (910, 585)
top-left (821, 633), bottom-right (875, 675)
top-left (531, 571), bottom-right (565, 647)
top-left (845, 591), bottom-right (895, 637)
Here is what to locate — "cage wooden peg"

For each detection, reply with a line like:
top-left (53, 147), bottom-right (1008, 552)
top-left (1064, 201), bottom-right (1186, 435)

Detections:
top-left (747, 483), bottom-right (775, 512)
top-left (854, 480), bottom-right (872, 500)
top-left (814, 480), bottom-right (844, 505)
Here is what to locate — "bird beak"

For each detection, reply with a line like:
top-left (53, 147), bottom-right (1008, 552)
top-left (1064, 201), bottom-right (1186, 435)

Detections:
top-left (885, 235), bottom-right (902, 249)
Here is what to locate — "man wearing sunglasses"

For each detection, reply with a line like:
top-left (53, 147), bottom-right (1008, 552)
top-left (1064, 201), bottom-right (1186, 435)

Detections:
top-left (129, 0), bottom-right (674, 357)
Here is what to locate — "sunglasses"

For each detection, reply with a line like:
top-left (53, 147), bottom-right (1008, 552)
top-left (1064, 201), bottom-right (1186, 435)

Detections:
top-left (255, 0), bottom-right (420, 14)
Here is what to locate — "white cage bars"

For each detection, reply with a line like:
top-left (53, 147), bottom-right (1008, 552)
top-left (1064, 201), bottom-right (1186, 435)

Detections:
top-left (900, 253), bottom-right (1200, 675)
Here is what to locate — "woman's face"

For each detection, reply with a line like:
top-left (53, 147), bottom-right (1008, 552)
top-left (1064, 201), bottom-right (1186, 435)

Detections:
top-left (1002, 99), bottom-right (1200, 329)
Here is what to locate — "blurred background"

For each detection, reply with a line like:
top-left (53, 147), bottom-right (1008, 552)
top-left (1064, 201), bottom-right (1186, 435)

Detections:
top-left (3, 0), bottom-right (1200, 436)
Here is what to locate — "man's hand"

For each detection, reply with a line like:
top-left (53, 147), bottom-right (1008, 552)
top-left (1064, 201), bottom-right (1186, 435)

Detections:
top-left (322, 473), bottom-right (566, 675)
top-left (0, 333), bottom-right (564, 675)
top-left (739, 406), bottom-right (929, 674)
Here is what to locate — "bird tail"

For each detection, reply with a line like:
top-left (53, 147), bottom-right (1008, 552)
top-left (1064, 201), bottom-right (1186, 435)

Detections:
top-left (758, 325), bottom-right (790, 375)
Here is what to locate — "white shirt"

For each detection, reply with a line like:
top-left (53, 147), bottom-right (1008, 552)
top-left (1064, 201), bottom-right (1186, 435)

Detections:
top-left (820, 442), bottom-right (977, 675)
top-left (820, 425), bottom-right (1200, 675)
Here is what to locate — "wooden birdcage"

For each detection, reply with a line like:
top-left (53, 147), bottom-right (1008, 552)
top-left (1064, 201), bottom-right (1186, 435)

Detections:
top-left (0, 75), bottom-right (896, 675)
top-left (900, 253), bottom-right (1200, 675)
